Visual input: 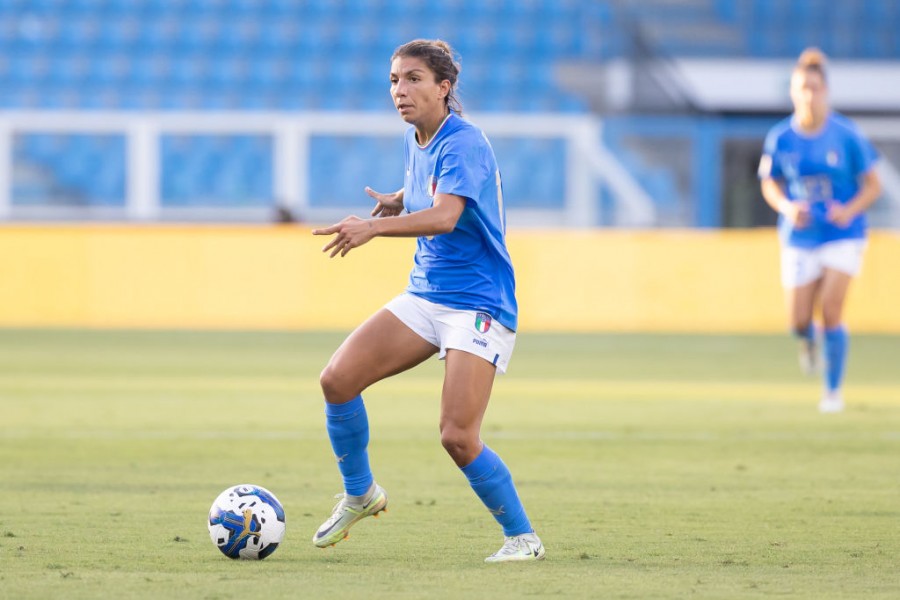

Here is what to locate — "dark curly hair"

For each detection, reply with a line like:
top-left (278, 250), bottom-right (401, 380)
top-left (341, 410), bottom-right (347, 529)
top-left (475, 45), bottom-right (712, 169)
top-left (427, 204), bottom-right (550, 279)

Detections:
top-left (392, 39), bottom-right (463, 115)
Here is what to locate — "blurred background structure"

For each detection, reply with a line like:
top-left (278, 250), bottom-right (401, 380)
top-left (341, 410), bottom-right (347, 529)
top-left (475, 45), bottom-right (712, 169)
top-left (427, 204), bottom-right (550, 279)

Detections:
top-left (0, 0), bottom-right (899, 228)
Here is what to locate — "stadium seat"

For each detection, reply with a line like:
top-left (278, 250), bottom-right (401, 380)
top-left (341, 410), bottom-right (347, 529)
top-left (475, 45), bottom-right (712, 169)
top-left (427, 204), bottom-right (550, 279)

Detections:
top-left (4, 0), bottom-right (899, 209)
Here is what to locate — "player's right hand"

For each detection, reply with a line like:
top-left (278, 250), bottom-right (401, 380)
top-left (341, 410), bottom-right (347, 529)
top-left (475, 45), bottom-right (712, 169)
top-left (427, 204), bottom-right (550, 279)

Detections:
top-left (368, 187), bottom-right (404, 218)
top-left (783, 200), bottom-right (810, 229)
top-left (312, 215), bottom-right (376, 258)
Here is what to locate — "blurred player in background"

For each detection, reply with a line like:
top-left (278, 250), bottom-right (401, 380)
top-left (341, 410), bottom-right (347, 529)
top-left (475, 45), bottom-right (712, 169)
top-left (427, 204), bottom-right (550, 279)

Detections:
top-left (310, 39), bottom-right (544, 562)
top-left (759, 48), bottom-right (881, 413)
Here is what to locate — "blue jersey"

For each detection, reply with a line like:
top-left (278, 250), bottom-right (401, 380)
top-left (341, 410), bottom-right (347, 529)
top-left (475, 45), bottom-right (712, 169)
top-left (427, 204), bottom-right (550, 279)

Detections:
top-left (402, 113), bottom-right (518, 331)
top-left (759, 112), bottom-right (879, 248)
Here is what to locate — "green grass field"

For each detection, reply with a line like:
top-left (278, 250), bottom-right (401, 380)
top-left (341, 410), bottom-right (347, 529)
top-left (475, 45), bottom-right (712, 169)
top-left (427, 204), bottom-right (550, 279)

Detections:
top-left (1, 330), bottom-right (898, 599)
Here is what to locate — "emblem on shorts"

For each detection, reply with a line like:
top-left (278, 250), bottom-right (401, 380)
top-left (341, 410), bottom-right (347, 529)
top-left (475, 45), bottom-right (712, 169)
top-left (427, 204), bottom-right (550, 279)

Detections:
top-left (475, 312), bottom-right (492, 333)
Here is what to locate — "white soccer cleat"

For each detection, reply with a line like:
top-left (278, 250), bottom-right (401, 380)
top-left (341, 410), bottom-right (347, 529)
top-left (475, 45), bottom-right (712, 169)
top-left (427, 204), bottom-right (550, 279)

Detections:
top-left (818, 390), bottom-right (844, 414)
top-left (484, 532), bottom-right (546, 563)
top-left (798, 338), bottom-right (821, 376)
top-left (312, 483), bottom-right (387, 548)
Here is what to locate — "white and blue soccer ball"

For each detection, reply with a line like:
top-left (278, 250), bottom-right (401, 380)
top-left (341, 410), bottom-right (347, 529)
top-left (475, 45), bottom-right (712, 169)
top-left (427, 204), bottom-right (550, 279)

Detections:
top-left (208, 484), bottom-right (286, 560)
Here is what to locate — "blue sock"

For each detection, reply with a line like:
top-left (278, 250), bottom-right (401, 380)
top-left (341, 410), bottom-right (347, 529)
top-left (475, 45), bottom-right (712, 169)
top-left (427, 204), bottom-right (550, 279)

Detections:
top-left (823, 326), bottom-right (848, 392)
top-left (461, 445), bottom-right (532, 536)
top-left (325, 395), bottom-right (373, 496)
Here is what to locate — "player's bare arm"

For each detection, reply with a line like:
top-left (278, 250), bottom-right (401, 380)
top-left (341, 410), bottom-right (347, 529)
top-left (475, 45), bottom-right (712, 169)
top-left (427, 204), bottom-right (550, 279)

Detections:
top-left (374, 192), bottom-right (465, 237)
top-left (313, 193), bottom-right (466, 258)
top-left (761, 177), bottom-right (810, 228)
top-left (827, 168), bottom-right (882, 227)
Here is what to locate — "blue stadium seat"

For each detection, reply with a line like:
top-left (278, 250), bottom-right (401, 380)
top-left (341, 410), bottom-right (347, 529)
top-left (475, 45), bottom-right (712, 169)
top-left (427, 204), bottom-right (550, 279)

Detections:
top-left (257, 19), bottom-right (300, 55)
top-left (160, 134), bottom-right (273, 207)
top-left (4, 1), bottom-right (899, 209)
top-left (308, 135), bottom-right (404, 208)
top-left (13, 133), bottom-right (126, 206)
top-left (488, 137), bottom-right (566, 208)
top-left (96, 16), bottom-right (141, 49)
top-left (863, 0), bottom-right (897, 21)
top-left (861, 28), bottom-right (893, 58)
top-left (19, 0), bottom-right (66, 11)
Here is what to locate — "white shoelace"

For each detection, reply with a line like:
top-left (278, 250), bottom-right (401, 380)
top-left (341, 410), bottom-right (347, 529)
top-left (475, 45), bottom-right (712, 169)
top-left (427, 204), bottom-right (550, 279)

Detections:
top-left (496, 536), bottom-right (528, 556)
top-left (319, 494), bottom-right (349, 528)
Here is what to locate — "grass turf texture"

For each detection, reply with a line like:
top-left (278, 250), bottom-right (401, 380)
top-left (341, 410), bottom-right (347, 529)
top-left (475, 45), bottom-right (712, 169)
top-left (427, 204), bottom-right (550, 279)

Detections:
top-left (1, 330), bottom-right (898, 599)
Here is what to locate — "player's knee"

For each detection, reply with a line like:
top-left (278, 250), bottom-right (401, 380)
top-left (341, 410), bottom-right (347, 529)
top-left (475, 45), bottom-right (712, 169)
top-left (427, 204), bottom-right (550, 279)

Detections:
top-left (792, 323), bottom-right (809, 337)
top-left (820, 299), bottom-right (844, 329)
top-left (319, 363), bottom-right (352, 403)
top-left (440, 425), bottom-right (478, 463)
top-left (821, 307), bottom-right (842, 330)
top-left (790, 316), bottom-right (812, 336)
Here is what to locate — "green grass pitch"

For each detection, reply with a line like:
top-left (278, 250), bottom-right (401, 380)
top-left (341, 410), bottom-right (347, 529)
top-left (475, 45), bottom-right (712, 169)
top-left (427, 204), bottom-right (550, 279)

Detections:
top-left (1, 330), bottom-right (898, 599)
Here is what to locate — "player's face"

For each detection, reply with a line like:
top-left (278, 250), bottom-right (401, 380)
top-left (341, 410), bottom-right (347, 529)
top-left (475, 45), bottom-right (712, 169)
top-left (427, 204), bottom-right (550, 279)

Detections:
top-left (790, 70), bottom-right (828, 121)
top-left (389, 56), bottom-right (450, 125)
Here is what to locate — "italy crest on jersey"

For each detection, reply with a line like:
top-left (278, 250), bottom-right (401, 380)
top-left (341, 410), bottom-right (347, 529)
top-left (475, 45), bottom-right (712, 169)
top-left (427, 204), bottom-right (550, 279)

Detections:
top-left (475, 312), bottom-right (492, 333)
top-left (427, 175), bottom-right (437, 198)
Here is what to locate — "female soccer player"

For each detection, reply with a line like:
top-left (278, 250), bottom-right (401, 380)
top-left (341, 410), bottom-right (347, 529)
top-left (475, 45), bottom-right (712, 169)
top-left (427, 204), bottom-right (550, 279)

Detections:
top-left (759, 48), bottom-right (881, 413)
top-left (310, 39), bottom-right (544, 562)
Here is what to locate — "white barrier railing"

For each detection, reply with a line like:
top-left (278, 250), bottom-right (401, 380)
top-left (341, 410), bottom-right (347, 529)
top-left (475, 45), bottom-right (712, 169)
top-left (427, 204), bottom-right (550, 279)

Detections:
top-left (0, 110), bottom-right (656, 227)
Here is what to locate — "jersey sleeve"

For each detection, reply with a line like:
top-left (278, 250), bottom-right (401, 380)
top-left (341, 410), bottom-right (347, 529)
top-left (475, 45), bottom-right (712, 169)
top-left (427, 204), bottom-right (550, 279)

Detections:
top-left (434, 135), bottom-right (485, 203)
top-left (846, 127), bottom-right (879, 177)
top-left (758, 129), bottom-right (782, 179)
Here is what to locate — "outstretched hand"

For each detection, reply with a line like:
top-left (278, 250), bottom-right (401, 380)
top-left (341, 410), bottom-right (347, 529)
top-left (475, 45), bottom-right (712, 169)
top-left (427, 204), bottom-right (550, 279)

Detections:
top-left (826, 201), bottom-right (857, 228)
top-left (368, 187), bottom-right (404, 218)
top-left (312, 215), bottom-right (377, 258)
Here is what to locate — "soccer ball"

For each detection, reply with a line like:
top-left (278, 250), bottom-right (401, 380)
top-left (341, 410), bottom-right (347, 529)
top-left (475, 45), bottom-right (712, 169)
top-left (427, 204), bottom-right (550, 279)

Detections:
top-left (208, 484), bottom-right (286, 560)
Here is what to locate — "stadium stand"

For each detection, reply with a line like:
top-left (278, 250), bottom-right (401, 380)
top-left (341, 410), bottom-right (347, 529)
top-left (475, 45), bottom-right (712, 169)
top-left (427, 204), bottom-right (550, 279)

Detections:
top-left (0, 0), bottom-right (898, 220)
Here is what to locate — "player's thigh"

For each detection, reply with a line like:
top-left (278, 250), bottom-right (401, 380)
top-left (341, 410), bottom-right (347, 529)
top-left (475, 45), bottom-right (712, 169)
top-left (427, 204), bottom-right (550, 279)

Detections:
top-left (819, 268), bottom-right (854, 326)
top-left (817, 239), bottom-right (864, 326)
top-left (784, 279), bottom-right (819, 326)
top-left (781, 245), bottom-right (821, 321)
top-left (323, 309), bottom-right (438, 399)
top-left (440, 349), bottom-right (497, 435)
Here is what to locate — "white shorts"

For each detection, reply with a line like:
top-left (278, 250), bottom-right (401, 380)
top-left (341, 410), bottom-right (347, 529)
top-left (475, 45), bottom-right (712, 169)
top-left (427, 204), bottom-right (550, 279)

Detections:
top-left (781, 239), bottom-right (867, 288)
top-left (384, 293), bottom-right (516, 374)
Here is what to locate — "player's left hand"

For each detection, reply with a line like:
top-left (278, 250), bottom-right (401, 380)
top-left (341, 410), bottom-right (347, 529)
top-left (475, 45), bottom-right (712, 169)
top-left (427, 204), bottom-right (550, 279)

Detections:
top-left (312, 216), bottom-right (377, 257)
top-left (826, 201), bottom-right (857, 228)
top-left (367, 187), bottom-right (404, 217)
